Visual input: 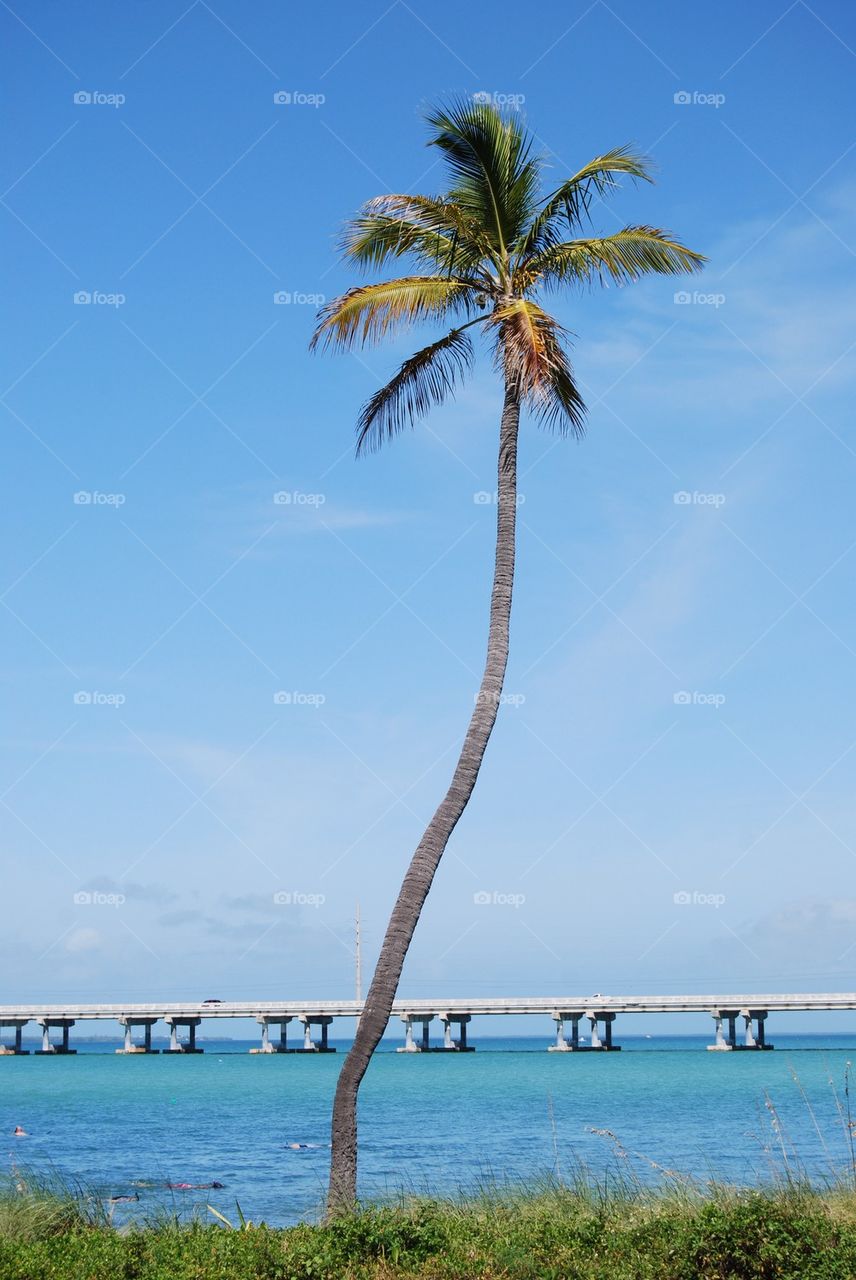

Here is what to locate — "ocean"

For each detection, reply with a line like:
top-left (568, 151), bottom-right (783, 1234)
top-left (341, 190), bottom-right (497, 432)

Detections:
top-left (2, 1034), bottom-right (855, 1226)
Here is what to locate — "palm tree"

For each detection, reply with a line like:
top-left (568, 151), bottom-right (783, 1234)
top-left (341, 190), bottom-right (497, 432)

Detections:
top-left (311, 98), bottom-right (705, 1213)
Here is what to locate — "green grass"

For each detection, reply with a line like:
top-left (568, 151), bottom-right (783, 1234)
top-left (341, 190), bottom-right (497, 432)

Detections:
top-left (3, 1177), bottom-right (856, 1278)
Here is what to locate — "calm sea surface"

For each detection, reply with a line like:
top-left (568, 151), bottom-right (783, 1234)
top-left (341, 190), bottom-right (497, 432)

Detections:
top-left (3, 1034), bottom-right (856, 1225)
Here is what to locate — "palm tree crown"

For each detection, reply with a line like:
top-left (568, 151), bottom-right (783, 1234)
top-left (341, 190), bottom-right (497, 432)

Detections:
top-left (312, 98), bottom-right (706, 452)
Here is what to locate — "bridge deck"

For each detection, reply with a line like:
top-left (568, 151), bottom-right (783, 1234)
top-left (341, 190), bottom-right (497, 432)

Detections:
top-left (1, 993), bottom-right (855, 1020)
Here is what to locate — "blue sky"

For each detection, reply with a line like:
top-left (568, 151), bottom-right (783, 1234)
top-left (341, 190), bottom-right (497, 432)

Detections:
top-left (2, 1), bottom-right (856, 1038)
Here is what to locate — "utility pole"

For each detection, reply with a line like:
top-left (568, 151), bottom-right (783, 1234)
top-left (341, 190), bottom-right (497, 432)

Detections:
top-left (354, 902), bottom-right (362, 1036)
top-left (355, 902), bottom-right (362, 1003)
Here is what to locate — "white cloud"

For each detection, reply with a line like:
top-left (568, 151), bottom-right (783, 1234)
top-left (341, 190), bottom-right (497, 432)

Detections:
top-left (65, 928), bottom-right (102, 953)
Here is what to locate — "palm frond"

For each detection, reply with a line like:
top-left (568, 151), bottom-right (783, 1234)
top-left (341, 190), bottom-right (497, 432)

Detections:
top-left (356, 326), bottom-right (476, 454)
top-left (490, 299), bottom-right (586, 437)
top-left (425, 99), bottom-right (540, 257)
top-left (522, 226), bottom-right (707, 290)
top-left (533, 335), bottom-right (587, 437)
top-left (516, 147), bottom-right (654, 259)
top-left (341, 197), bottom-right (494, 277)
top-left (310, 276), bottom-right (479, 351)
top-left (342, 213), bottom-right (459, 273)
top-left (312, 102), bottom-right (706, 454)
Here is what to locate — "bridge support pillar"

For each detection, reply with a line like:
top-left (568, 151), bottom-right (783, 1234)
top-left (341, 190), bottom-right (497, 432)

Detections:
top-left (549, 1011), bottom-right (583, 1051)
top-left (397, 1014), bottom-right (434, 1052)
top-left (742, 1009), bottom-right (772, 1050)
top-left (549, 1011), bottom-right (619, 1050)
top-left (708, 1009), bottom-right (772, 1051)
top-left (251, 1016), bottom-right (292, 1053)
top-left (117, 1017), bottom-right (159, 1054)
top-left (35, 1019), bottom-right (75, 1054)
top-left (164, 1017), bottom-right (202, 1053)
top-left (439, 1013), bottom-right (473, 1051)
top-left (298, 1016), bottom-right (335, 1052)
top-left (0, 1020), bottom-right (29, 1054)
top-left (708, 1013), bottom-right (732, 1050)
top-left (588, 1012), bottom-right (620, 1050)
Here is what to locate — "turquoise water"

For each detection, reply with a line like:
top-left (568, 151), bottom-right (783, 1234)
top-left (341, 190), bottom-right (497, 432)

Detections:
top-left (3, 1035), bottom-right (856, 1225)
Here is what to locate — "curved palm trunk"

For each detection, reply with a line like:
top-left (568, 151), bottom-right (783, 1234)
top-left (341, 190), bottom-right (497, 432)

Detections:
top-left (327, 385), bottom-right (521, 1215)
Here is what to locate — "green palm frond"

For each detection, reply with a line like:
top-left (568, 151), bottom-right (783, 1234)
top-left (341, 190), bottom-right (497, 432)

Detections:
top-left (425, 99), bottom-right (540, 260)
top-left (522, 226), bottom-right (707, 290)
top-left (356, 325), bottom-right (477, 455)
top-left (515, 147), bottom-right (654, 258)
top-left (312, 100), bottom-right (705, 453)
top-left (343, 214), bottom-right (459, 273)
top-left (310, 276), bottom-right (480, 350)
top-left (342, 200), bottom-right (492, 277)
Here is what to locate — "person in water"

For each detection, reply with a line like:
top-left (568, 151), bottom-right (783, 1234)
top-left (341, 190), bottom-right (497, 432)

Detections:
top-left (167, 1181), bottom-right (225, 1190)
top-left (12, 1126), bottom-right (27, 1137)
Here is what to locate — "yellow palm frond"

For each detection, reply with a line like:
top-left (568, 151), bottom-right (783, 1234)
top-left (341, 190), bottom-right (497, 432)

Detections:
top-left (489, 299), bottom-right (585, 436)
top-left (310, 277), bottom-right (479, 351)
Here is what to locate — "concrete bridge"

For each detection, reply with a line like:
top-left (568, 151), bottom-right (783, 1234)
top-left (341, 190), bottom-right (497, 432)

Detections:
top-left (1, 993), bottom-right (854, 1055)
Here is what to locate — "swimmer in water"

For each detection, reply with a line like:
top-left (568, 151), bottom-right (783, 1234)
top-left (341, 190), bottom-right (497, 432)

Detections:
top-left (167, 1181), bottom-right (226, 1191)
top-left (13, 1126), bottom-right (27, 1137)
